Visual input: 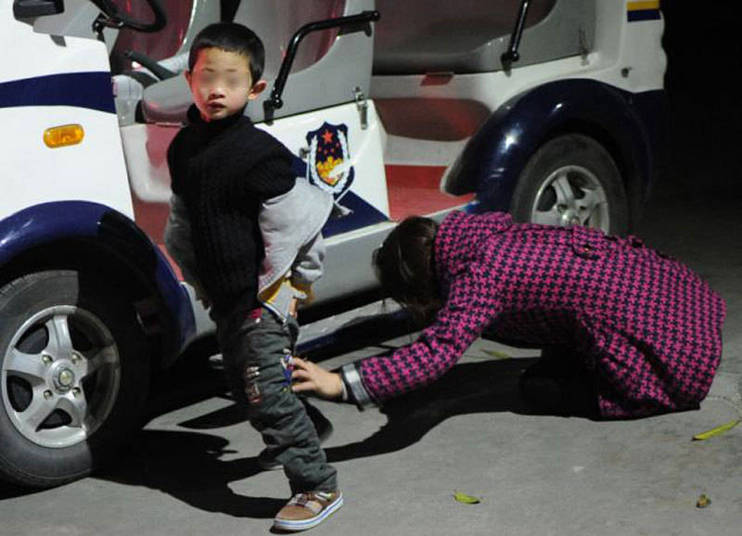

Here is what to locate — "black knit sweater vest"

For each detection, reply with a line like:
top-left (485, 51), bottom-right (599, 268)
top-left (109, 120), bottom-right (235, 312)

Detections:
top-left (168, 105), bottom-right (295, 315)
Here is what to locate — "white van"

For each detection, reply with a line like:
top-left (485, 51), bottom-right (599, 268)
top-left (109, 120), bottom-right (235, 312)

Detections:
top-left (0, 0), bottom-right (665, 487)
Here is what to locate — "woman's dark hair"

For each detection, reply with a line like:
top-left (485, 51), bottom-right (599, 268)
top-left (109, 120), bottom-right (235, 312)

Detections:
top-left (188, 22), bottom-right (265, 84)
top-left (373, 216), bottom-right (441, 322)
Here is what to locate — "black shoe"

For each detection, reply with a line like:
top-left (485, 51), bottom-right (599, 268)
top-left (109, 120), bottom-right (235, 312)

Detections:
top-left (519, 357), bottom-right (599, 418)
top-left (519, 372), bottom-right (565, 413)
top-left (519, 348), bottom-right (591, 415)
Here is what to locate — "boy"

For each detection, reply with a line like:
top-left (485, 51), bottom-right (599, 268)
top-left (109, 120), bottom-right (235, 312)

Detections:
top-left (165, 22), bottom-right (341, 531)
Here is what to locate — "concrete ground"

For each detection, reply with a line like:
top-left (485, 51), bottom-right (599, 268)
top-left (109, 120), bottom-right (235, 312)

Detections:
top-left (0, 173), bottom-right (740, 536)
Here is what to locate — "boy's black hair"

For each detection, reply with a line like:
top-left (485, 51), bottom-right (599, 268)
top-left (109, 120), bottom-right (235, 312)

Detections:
top-left (188, 22), bottom-right (265, 83)
top-left (373, 216), bottom-right (442, 324)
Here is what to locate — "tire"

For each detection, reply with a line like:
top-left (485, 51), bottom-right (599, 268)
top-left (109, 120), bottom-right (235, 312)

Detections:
top-left (510, 134), bottom-right (629, 235)
top-left (0, 270), bottom-right (148, 488)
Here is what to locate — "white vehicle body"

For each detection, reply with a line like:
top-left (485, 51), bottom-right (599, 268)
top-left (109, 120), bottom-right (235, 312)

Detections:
top-left (0, 2), bottom-right (132, 218)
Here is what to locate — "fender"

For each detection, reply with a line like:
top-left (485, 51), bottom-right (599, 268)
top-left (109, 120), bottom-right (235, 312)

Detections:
top-left (444, 79), bottom-right (666, 219)
top-left (0, 201), bottom-right (195, 357)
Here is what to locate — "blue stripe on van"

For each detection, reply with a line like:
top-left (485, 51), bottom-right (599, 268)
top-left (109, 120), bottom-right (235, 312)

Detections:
top-left (321, 191), bottom-right (388, 237)
top-left (627, 9), bottom-right (661, 22)
top-left (291, 156), bottom-right (389, 237)
top-left (0, 72), bottom-right (115, 113)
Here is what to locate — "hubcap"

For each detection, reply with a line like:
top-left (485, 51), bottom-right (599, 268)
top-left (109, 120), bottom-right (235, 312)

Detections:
top-left (1, 305), bottom-right (121, 448)
top-left (53, 366), bottom-right (75, 392)
top-left (531, 165), bottom-right (610, 232)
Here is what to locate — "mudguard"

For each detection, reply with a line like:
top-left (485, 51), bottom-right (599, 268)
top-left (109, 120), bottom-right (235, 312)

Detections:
top-left (444, 79), bottom-right (666, 219)
top-left (0, 201), bottom-right (195, 357)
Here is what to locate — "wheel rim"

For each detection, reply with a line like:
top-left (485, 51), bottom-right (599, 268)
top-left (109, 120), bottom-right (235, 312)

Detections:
top-left (530, 165), bottom-right (610, 232)
top-left (1, 305), bottom-right (121, 448)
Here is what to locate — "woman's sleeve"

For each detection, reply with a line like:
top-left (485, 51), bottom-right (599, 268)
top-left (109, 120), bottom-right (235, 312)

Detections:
top-left (340, 262), bottom-right (502, 407)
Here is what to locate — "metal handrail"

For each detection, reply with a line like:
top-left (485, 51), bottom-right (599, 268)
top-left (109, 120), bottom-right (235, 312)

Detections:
top-left (501, 0), bottom-right (531, 73)
top-left (263, 10), bottom-right (381, 123)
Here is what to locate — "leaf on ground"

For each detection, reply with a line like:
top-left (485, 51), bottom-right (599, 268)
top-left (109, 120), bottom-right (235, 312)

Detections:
top-left (482, 349), bottom-right (511, 360)
top-left (696, 494), bottom-right (711, 508)
top-left (453, 491), bottom-right (481, 504)
top-left (692, 419), bottom-right (740, 441)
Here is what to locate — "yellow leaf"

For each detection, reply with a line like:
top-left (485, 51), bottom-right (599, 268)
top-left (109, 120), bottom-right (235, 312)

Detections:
top-left (696, 494), bottom-right (711, 508)
top-left (453, 491), bottom-right (481, 504)
top-left (482, 349), bottom-right (510, 360)
top-left (692, 419), bottom-right (740, 441)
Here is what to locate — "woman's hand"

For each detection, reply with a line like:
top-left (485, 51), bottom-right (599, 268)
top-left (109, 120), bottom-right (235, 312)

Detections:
top-left (291, 357), bottom-right (343, 400)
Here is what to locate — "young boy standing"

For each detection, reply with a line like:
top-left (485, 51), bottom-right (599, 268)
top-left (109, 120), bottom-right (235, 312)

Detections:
top-left (166, 23), bottom-right (341, 531)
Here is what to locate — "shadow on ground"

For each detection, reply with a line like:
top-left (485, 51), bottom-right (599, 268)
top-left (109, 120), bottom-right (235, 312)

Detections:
top-left (99, 430), bottom-right (284, 518)
top-left (94, 355), bottom-right (597, 518)
top-left (88, 357), bottom-right (530, 517)
top-left (326, 355), bottom-right (599, 463)
top-left (0, 313), bottom-right (595, 512)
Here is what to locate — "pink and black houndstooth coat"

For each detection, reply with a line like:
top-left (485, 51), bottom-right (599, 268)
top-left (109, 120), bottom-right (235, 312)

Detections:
top-left (351, 211), bottom-right (726, 418)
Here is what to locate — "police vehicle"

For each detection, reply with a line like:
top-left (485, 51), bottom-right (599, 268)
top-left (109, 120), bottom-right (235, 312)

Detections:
top-left (0, 0), bottom-right (665, 487)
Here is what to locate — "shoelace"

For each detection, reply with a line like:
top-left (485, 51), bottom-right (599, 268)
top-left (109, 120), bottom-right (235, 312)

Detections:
top-left (287, 492), bottom-right (334, 514)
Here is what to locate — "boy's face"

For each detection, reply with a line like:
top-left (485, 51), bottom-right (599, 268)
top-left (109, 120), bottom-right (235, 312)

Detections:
top-left (186, 47), bottom-right (266, 121)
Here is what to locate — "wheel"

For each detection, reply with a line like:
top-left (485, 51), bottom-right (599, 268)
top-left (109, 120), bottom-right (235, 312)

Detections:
top-left (0, 270), bottom-right (148, 488)
top-left (510, 134), bottom-right (629, 235)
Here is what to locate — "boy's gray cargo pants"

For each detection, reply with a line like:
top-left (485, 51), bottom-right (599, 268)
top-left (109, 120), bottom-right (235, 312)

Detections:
top-left (215, 305), bottom-right (337, 494)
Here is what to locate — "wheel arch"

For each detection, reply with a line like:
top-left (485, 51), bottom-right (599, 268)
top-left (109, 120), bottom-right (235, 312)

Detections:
top-left (0, 201), bottom-right (195, 368)
top-left (543, 117), bottom-right (642, 225)
top-left (443, 79), bottom-right (663, 228)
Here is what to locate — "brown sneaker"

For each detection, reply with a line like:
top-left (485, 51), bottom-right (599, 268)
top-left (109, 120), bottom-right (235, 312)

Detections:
top-left (273, 490), bottom-right (343, 532)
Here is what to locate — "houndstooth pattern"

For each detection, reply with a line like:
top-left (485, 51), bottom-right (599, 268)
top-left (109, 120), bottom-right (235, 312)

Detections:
top-left (359, 211), bottom-right (726, 418)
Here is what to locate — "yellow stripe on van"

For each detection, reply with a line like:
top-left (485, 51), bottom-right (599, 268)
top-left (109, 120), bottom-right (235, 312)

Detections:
top-left (627, 1), bottom-right (660, 11)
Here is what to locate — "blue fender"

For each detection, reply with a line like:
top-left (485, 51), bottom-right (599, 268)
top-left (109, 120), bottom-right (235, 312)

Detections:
top-left (0, 201), bottom-right (195, 355)
top-left (446, 79), bottom-right (666, 219)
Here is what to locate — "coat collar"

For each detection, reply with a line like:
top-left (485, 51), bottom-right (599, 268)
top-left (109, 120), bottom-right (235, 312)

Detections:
top-left (186, 104), bottom-right (248, 137)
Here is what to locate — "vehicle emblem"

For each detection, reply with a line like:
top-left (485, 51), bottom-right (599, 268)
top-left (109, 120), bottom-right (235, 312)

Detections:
top-left (306, 122), bottom-right (355, 200)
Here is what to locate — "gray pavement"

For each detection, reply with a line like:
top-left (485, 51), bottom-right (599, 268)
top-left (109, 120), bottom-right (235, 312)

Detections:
top-left (1, 183), bottom-right (740, 536)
